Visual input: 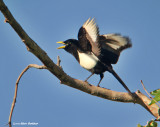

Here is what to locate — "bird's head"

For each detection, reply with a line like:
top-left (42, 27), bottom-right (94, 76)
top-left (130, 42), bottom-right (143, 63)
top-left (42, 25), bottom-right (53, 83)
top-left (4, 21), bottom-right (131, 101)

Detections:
top-left (57, 39), bottom-right (79, 52)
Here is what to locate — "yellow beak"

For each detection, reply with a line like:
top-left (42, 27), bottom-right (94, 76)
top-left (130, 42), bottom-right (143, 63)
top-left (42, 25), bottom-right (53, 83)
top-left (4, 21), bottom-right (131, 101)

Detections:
top-left (56, 41), bottom-right (66, 49)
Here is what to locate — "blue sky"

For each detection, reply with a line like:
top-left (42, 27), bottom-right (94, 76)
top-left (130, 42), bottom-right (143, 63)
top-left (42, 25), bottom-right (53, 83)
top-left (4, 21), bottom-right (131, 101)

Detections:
top-left (1, 0), bottom-right (160, 127)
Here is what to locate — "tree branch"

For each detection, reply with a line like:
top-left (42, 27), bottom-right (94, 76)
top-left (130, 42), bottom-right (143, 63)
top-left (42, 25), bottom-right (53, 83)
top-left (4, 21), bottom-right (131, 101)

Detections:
top-left (0, 0), bottom-right (134, 102)
top-left (8, 64), bottom-right (46, 127)
top-left (0, 0), bottom-right (159, 125)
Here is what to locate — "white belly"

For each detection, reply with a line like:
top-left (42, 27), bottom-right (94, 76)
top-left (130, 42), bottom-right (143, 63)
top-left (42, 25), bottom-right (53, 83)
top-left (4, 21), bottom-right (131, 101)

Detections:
top-left (78, 51), bottom-right (99, 70)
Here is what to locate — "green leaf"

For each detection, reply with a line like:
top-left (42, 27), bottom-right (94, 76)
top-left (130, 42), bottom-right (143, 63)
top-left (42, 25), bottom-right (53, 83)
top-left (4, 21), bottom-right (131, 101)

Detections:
top-left (149, 89), bottom-right (160, 105)
top-left (150, 89), bottom-right (160, 96)
top-left (146, 120), bottom-right (158, 127)
top-left (149, 96), bottom-right (160, 105)
top-left (138, 120), bottom-right (158, 127)
top-left (137, 124), bottom-right (144, 127)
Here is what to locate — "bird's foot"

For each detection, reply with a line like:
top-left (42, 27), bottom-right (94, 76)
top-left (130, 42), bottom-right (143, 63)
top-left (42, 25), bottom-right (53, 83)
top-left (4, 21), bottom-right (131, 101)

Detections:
top-left (84, 80), bottom-right (88, 83)
top-left (84, 80), bottom-right (92, 86)
top-left (97, 84), bottom-right (100, 87)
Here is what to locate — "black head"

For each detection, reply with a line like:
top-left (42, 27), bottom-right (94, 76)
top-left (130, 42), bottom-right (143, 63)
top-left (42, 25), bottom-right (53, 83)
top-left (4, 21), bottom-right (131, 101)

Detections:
top-left (57, 39), bottom-right (80, 61)
top-left (57, 39), bottom-right (79, 52)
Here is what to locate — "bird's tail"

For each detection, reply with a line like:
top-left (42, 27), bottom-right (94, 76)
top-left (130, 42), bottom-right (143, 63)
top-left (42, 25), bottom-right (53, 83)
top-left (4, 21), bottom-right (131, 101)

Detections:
top-left (106, 66), bottom-right (132, 96)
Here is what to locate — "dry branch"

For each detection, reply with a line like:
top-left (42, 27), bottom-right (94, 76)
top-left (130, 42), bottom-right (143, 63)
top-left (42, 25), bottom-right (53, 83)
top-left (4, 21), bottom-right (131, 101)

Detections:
top-left (0, 0), bottom-right (159, 126)
top-left (8, 64), bottom-right (46, 127)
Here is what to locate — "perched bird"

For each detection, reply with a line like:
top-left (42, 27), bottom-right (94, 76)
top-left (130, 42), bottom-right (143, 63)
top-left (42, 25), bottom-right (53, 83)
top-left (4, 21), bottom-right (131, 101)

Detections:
top-left (57, 18), bottom-right (132, 95)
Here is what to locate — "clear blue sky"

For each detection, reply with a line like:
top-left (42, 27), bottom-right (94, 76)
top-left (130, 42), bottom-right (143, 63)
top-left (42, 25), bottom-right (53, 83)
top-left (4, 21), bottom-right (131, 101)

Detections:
top-left (1, 0), bottom-right (160, 127)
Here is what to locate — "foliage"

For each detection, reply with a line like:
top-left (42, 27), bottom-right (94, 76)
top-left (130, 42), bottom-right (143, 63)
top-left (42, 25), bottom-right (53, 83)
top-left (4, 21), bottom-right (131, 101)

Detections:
top-left (149, 89), bottom-right (160, 105)
top-left (137, 120), bottom-right (158, 127)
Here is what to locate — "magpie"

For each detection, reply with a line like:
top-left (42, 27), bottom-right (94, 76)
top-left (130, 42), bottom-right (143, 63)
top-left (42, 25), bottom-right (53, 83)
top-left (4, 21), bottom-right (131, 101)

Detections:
top-left (57, 18), bottom-right (132, 95)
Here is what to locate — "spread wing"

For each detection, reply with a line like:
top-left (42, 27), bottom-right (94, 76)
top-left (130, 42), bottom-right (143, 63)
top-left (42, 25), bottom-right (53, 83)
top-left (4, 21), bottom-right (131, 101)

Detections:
top-left (99, 34), bottom-right (132, 64)
top-left (100, 33), bottom-right (132, 53)
top-left (78, 18), bottom-right (101, 56)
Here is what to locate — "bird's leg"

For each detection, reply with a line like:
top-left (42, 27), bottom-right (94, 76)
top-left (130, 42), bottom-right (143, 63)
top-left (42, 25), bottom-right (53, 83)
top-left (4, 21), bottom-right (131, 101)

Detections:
top-left (97, 73), bottom-right (104, 87)
top-left (85, 73), bottom-right (94, 82)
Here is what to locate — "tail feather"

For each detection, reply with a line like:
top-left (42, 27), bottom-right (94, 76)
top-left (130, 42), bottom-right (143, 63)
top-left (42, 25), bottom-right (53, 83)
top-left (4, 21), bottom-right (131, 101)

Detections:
top-left (108, 67), bottom-right (132, 95)
top-left (101, 63), bottom-right (133, 96)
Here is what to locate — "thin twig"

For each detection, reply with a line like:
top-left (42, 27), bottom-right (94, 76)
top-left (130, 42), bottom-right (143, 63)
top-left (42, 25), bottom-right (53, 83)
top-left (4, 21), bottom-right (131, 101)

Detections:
top-left (57, 56), bottom-right (61, 67)
top-left (141, 80), bottom-right (160, 106)
top-left (8, 64), bottom-right (47, 127)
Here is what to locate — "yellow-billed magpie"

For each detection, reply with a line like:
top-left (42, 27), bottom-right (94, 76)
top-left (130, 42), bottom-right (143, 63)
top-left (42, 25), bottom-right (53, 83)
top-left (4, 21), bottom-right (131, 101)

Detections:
top-left (57, 18), bottom-right (132, 95)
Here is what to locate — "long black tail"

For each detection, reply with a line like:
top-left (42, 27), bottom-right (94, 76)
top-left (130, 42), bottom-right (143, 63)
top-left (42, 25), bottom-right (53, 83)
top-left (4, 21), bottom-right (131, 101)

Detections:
top-left (107, 66), bottom-right (132, 95)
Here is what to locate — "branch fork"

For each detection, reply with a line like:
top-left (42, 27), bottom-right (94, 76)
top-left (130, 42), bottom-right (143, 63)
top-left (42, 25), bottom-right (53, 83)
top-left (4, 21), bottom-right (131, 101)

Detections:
top-left (8, 64), bottom-right (47, 127)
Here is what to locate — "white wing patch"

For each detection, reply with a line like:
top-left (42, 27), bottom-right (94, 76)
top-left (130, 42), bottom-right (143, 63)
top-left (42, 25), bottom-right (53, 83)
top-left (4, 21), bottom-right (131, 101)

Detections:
top-left (106, 43), bottom-right (120, 50)
top-left (103, 34), bottom-right (130, 50)
top-left (78, 51), bottom-right (99, 70)
top-left (83, 18), bottom-right (99, 43)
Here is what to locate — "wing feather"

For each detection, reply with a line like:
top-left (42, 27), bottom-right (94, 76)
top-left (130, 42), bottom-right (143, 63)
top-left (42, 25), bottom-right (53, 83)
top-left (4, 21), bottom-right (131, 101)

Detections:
top-left (99, 34), bottom-right (132, 64)
top-left (82, 18), bottom-right (99, 43)
top-left (100, 34), bottom-right (132, 53)
top-left (78, 18), bottom-right (101, 56)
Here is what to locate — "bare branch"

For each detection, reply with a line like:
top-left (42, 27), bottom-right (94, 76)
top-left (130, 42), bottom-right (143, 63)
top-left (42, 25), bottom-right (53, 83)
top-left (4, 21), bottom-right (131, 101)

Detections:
top-left (8, 64), bottom-right (46, 127)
